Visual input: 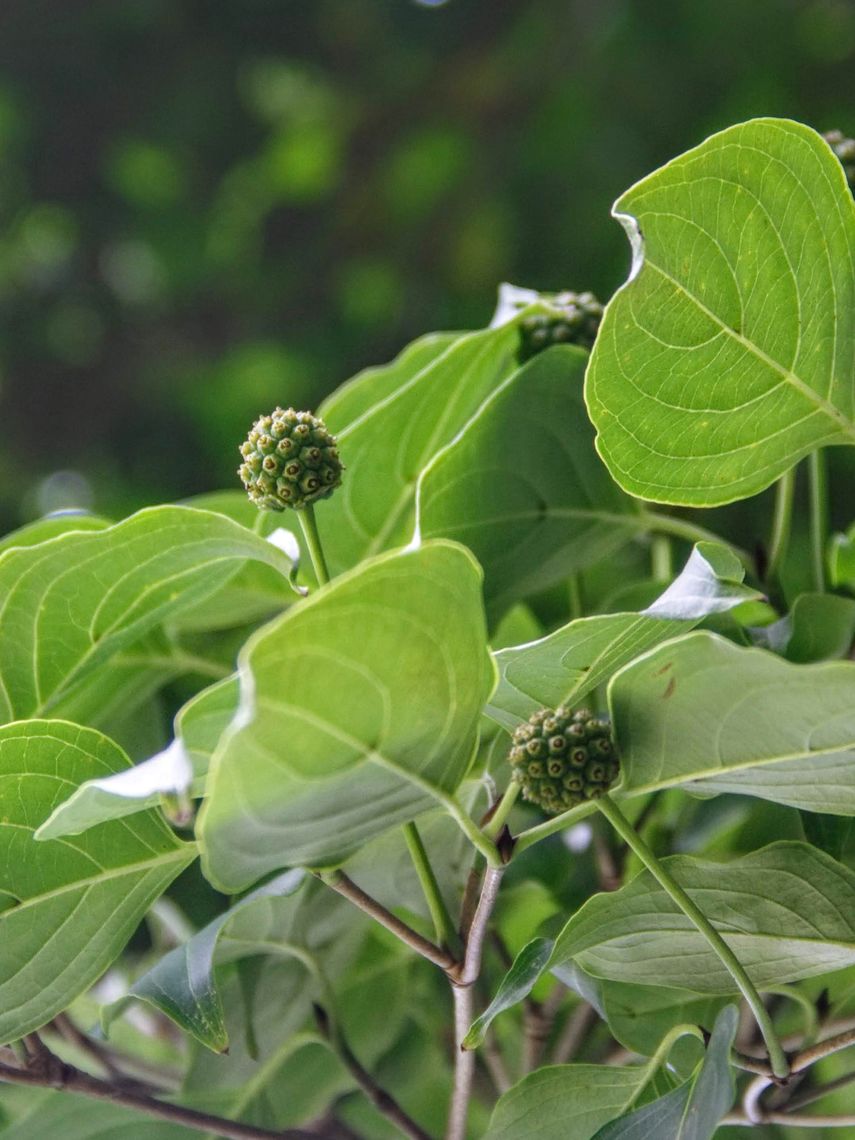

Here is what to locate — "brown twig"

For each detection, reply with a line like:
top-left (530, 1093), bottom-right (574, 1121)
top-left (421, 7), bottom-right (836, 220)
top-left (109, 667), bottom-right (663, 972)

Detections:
top-left (723, 1109), bottom-right (855, 1128)
top-left (318, 870), bottom-right (456, 973)
top-left (313, 1006), bottom-right (432, 1140)
top-left (0, 1055), bottom-right (322, 1140)
top-left (446, 865), bottom-right (506, 1140)
top-left (552, 1002), bottom-right (598, 1065)
top-left (740, 1024), bottom-right (855, 1124)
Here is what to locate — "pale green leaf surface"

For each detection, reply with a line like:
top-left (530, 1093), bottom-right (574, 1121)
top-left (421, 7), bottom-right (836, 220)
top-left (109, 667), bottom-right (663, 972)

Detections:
top-left (171, 491), bottom-right (304, 630)
top-left (550, 841), bottom-right (855, 993)
top-left (586, 118), bottom-right (855, 505)
top-left (487, 543), bottom-right (757, 730)
top-left (199, 541), bottom-right (494, 887)
top-left (611, 630), bottom-right (855, 811)
top-left (319, 330), bottom-right (462, 427)
top-left (592, 1005), bottom-right (737, 1140)
top-left (316, 323), bottom-right (518, 574)
top-left (417, 346), bottom-right (640, 615)
top-left (0, 505), bottom-right (297, 723)
top-left (0, 720), bottom-right (195, 1042)
top-left (485, 1064), bottom-right (648, 1140)
top-left (600, 981), bottom-right (728, 1057)
top-left (0, 512), bottom-right (109, 555)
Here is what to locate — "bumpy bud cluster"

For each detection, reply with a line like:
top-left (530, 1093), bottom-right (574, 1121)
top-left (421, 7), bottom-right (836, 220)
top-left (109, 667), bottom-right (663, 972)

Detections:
top-left (518, 291), bottom-right (604, 362)
top-left (824, 130), bottom-right (855, 194)
top-left (238, 407), bottom-right (343, 511)
top-left (508, 705), bottom-right (618, 815)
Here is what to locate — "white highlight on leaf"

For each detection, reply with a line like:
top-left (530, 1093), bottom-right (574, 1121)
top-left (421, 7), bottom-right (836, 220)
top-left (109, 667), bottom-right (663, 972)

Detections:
top-left (267, 526), bottom-right (300, 563)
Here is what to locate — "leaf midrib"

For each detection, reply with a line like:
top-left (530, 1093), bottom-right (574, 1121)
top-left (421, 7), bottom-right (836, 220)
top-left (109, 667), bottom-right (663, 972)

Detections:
top-left (646, 259), bottom-right (855, 442)
top-left (1, 845), bottom-right (196, 917)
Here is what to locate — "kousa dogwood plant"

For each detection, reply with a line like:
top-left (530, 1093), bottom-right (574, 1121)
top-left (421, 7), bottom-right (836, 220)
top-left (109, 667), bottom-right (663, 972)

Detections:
top-left (2, 117), bottom-right (855, 1139)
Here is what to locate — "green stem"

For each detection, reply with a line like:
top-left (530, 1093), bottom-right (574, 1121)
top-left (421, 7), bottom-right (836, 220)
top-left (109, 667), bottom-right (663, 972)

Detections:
top-left (626, 1023), bottom-right (704, 1111)
top-left (764, 984), bottom-right (819, 1048)
top-left (808, 449), bottom-right (828, 593)
top-left (298, 504), bottom-right (330, 586)
top-left (442, 794), bottom-right (503, 867)
top-left (483, 781), bottom-right (520, 842)
top-left (651, 534), bottom-right (673, 582)
top-left (640, 511), bottom-right (752, 568)
top-left (766, 467), bottom-right (795, 588)
top-left (596, 794), bottom-right (789, 1079)
top-left (512, 800), bottom-right (598, 857)
top-left (403, 822), bottom-right (460, 955)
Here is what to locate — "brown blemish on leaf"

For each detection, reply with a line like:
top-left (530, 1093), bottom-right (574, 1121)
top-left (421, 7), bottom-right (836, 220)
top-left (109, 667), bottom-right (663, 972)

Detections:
top-left (663, 676), bottom-right (676, 699)
top-left (655, 662), bottom-right (673, 675)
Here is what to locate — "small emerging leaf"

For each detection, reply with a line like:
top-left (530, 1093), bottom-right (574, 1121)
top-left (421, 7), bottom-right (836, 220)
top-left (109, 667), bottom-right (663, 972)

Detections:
top-left (463, 937), bottom-right (553, 1049)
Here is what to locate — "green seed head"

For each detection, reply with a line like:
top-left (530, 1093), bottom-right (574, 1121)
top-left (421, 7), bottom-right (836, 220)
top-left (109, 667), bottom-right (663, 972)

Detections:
top-left (238, 408), bottom-right (344, 511)
top-left (824, 130), bottom-right (855, 195)
top-left (518, 291), bottom-right (605, 362)
top-left (508, 704), bottom-right (619, 815)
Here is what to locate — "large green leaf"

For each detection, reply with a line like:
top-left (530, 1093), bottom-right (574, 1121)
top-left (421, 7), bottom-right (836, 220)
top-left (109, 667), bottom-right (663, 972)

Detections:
top-left (417, 346), bottom-right (639, 616)
top-left (0, 505), bottom-right (297, 723)
top-left (319, 330), bottom-right (462, 426)
top-left (610, 630), bottom-right (855, 812)
top-left (0, 720), bottom-right (195, 1042)
top-left (198, 541), bottom-right (494, 888)
top-left (592, 1006), bottom-right (737, 1140)
top-left (485, 1065), bottom-right (651, 1140)
top-left (487, 543), bottom-right (759, 731)
top-left (586, 118), bottom-right (855, 506)
top-left (550, 841), bottom-right (855, 993)
top-left (316, 322), bottom-right (519, 573)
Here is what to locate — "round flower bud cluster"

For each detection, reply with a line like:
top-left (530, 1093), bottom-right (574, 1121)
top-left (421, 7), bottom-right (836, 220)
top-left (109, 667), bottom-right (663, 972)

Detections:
top-left (238, 408), bottom-right (343, 511)
top-left (824, 130), bottom-right (855, 194)
top-left (508, 705), bottom-right (619, 815)
top-left (518, 291), bottom-right (604, 362)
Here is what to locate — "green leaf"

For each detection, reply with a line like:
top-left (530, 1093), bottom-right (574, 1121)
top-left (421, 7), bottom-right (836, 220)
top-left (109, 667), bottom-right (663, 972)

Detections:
top-left (485, 1065), bottom-right (650, 1140)
top-left (171, 491), bottom-right (303, 631)
top-left (487, 544), bottom-right (759, 730)
top-left (0, 720), bottom-right (195, 1042)
top-left (198, 541), bottom-right (494, 888)
top-left (586, 118), bottom-right (855, 506)
top-left (316, 322), bottom-right (518, 574)
top-left (463, 937), bottom-right (553, 1049)
top-left (598, 979), bottom-right (727, 1058)
top-left (0, 511), bottom-right (109, 555)
top-left (417, 346), bottom-right (639, 616)
top-left (320, 330), bottom-right (462, 426)
top-left (784, 593), bottom-right (855, 662)
top-left (0, 505), bottom-right (297, 723)
top-left (592, 1005), bottom-right (737, 1140)
top-left (610, 630), bottom-right (855, 812)
top-left (106, 869), bottom-right (306, 1051)
top-left (550, 841), bottom-right (855, 993)
top-left (36, 675), bottom-right (239, 838)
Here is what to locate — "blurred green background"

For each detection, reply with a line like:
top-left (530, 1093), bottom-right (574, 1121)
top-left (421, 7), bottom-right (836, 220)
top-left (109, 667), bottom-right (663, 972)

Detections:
top-left (1, 0), bottom-right (853, 531)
